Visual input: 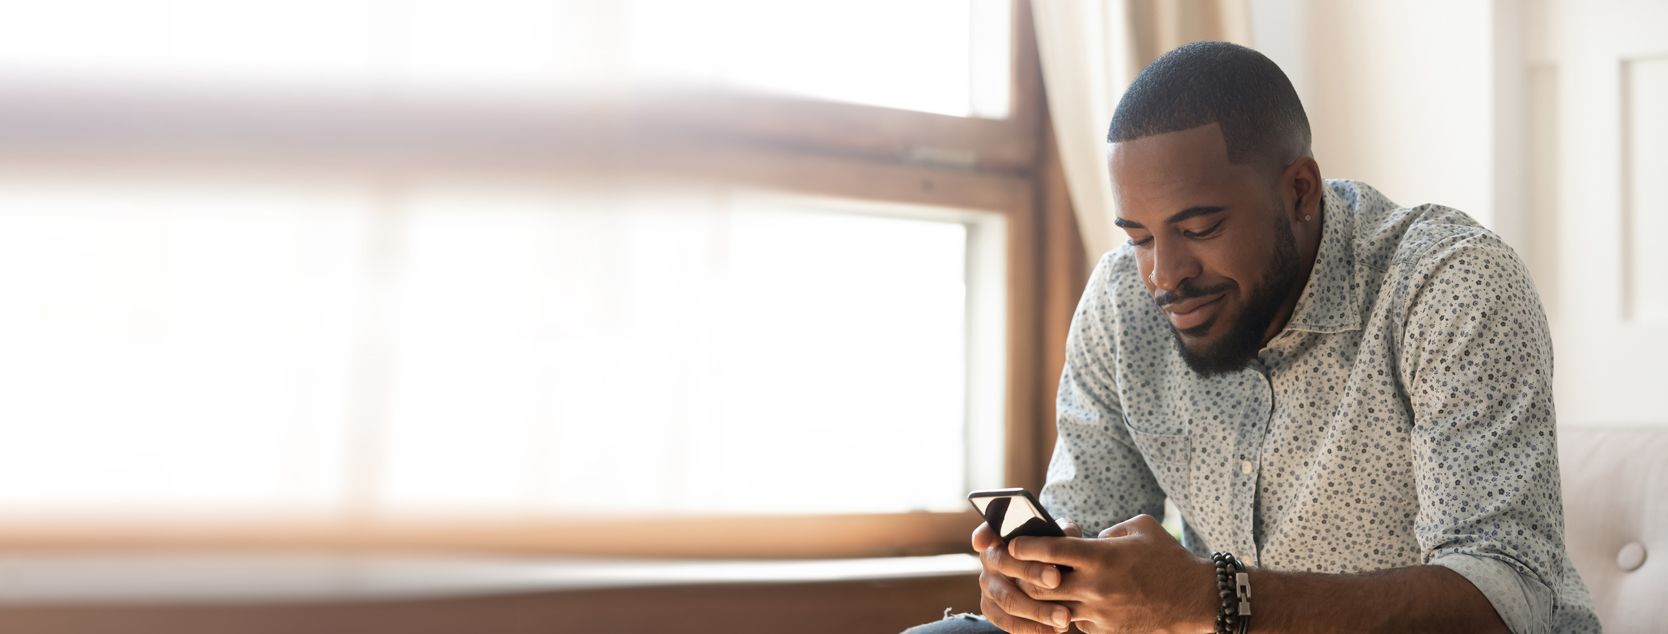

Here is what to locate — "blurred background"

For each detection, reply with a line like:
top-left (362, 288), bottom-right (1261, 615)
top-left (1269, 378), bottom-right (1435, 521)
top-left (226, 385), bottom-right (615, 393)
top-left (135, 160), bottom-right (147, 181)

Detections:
top-left (0, 0), bottom-right (1661, 632)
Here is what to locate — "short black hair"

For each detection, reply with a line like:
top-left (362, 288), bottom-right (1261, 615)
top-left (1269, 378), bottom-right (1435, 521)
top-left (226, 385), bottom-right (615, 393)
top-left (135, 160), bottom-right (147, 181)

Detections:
top-left (1107, 41), bottom-right (1311, 168)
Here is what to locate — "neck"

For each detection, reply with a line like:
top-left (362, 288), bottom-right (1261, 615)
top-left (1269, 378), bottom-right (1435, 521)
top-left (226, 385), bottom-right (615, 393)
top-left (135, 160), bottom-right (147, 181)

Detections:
top-left (1259, 206), bottom-right (1325, 345)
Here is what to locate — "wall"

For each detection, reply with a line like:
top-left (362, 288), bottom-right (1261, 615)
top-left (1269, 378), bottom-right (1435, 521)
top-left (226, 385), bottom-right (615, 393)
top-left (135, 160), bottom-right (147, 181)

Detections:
top-left (1250, 0), bottom-right (1504, 238)
top-left (1248, 0), bottom-right (1668, 428)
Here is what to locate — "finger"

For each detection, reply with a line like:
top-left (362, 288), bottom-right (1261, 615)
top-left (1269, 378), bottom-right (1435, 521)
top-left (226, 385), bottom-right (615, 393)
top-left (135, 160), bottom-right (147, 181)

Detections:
top-left (984, 542), bottom-right (1064, 590)
top-left (984, 571), bottom-right (1072, 632)
top-left (980, 596), bottom-right (1066, 634)
top-left (982, 599), bottom-right (1069, 634)
top-left (1009, 535), bottom-right (1095, 568)
top-left (1057, 518), bottom-right (1082, 538)
top-left (1013, 575), bottom-right (1070, 603)
top-left (972, 521), bottom-right (1000, 552)
top-left (981, 573), bottom-right (1068, 633)
top-left (1101, 513), bottom-right (1162, 539)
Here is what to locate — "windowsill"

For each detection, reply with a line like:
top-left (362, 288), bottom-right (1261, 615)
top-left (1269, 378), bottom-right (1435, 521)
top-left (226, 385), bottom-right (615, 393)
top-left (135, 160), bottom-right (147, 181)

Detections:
top-left (0, 551), bottom-right (982, 605)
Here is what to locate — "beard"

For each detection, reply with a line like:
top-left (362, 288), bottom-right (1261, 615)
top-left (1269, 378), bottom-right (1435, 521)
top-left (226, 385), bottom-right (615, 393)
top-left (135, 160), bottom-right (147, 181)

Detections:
top-left (1165, 212), bottom-right (1302, 376)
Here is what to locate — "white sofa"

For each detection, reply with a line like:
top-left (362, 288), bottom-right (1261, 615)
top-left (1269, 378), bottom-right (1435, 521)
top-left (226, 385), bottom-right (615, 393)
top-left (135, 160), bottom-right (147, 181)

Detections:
top-left (1557, 426), bottom-right (1666, 631)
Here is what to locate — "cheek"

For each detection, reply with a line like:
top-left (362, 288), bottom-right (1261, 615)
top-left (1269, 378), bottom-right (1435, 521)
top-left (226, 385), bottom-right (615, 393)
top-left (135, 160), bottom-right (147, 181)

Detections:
top-left (1193, 253), bottom-right (1239, 289)
top-left (1200, 245), bottom-right (1265, 289)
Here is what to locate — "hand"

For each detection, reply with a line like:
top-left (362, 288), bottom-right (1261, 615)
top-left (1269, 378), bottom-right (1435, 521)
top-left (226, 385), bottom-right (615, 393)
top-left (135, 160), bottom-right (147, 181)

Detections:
top-left (973, 517), bottom-right (1082, 633)
top-left (1005, 514), bottom-right (1216, 634)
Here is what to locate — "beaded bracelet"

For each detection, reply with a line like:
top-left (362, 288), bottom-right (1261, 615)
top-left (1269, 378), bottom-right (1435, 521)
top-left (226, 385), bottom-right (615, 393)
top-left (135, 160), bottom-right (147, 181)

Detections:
top-left (1210, 551), bottom-right (1251, 634)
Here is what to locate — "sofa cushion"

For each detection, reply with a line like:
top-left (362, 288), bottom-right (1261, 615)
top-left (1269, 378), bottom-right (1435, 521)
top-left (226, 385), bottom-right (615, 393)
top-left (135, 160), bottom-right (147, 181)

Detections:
top-left (1557, 426), bottom-right (1667, 631)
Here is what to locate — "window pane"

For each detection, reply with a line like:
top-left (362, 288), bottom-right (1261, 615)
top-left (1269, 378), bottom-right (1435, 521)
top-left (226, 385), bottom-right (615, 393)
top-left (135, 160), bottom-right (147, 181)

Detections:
top-left (0, 179), bottom-right (369, 514)
top-left (0, 0), bottom-right (1011, 118)
top-left (377, 187), bottom-right (1005, 516)
top-left (0, 0), bottom-right (582, 92)
top-left (625, 0), bottom-right (1013, 118)
top-left (0, 178), bottom-right (1005, 519)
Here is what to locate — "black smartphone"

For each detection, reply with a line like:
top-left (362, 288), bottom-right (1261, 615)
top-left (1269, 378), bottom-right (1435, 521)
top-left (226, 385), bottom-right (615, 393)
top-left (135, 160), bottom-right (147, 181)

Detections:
top-left (967, 487), bottom-right (1067, 542)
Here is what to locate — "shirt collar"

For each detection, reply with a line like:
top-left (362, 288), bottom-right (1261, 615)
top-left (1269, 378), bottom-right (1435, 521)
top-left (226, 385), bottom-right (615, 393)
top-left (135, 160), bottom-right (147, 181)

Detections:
top-left (1280, 183), bottom-right (1361, 334)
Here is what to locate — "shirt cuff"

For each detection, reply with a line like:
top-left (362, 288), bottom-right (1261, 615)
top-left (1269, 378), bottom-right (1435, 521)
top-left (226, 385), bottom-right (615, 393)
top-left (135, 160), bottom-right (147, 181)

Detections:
top-left (1429, 552), bottom-right (1554, 634)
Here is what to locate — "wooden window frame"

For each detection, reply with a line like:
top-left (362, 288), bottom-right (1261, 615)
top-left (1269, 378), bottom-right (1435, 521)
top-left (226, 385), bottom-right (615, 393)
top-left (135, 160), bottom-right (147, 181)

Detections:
top-left (0, 0), bottom-right (1072, 560)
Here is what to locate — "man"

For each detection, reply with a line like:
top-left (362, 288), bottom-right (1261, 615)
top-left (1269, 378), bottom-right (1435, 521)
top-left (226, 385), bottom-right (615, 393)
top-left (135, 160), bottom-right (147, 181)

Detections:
top-left (906, 41), bottom-right (1598, 633)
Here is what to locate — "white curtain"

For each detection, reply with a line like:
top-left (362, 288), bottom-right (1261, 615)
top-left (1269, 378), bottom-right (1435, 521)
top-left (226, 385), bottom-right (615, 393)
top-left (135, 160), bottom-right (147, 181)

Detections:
top-left (1030, 0), bottom-right (1250, 268)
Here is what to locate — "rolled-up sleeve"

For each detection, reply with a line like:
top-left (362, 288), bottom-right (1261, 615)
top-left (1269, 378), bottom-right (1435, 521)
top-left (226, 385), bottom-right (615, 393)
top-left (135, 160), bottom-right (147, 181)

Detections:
top-left (1399, 237), bottom-right (1572, 634)
top-left (1039, 252), bottom-right (1165, 537)
top-left (1429, 552), bottom-right (1553, 634)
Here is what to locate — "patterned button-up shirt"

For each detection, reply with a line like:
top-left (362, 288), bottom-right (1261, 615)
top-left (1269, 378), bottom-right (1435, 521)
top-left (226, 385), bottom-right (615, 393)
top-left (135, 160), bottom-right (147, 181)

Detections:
top-left (1039, 179), bottom-right (1599, 633)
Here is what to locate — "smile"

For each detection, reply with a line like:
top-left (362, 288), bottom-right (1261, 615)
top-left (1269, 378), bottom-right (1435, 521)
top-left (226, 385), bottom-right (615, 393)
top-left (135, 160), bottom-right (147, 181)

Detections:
top-left (1165, 294), bottom-right (1226, 332)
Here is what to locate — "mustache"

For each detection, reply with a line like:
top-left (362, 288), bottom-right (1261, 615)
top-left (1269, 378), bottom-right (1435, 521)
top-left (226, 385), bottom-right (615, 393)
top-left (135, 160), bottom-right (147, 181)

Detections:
top-left (1153, 280), bottom-right (1234, 307)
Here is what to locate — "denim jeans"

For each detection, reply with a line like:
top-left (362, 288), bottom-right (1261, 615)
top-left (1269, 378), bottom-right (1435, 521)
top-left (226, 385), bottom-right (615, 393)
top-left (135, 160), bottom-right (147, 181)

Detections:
top-left (900, 610), bottom-right (1003, 633)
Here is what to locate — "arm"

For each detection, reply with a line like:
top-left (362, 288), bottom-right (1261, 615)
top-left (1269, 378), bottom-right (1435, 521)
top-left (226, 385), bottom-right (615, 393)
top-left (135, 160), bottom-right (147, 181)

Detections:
top-left (976, 252), bottom-right (1169, 634)
top-left (1396, 237), bottom-right (1568, 634)
top-left (1243, 564), bottom-right (1508, 633)
top-left (1005, 515), bottom-right (1509, 634)
top-left (1218, 237), bottom-right (1561, 633)
top-left (1038, 251), bottom-right (1166, 534)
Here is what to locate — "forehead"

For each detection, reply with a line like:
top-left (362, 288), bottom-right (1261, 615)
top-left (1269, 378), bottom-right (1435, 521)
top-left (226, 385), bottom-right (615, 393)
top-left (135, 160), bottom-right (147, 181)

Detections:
top-left (1108, 123), bottom-right (1260, 221)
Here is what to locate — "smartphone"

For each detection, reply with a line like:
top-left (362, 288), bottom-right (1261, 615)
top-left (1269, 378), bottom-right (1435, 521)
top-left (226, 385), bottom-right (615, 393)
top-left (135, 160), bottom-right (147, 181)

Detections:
top-left (967, 487), bottom-right (1067, 542)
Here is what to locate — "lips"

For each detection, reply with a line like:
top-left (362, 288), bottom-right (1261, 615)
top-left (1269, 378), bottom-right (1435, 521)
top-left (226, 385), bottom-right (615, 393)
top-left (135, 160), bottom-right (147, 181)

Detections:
top-left (1165, 293), bottom-right (1226, 332)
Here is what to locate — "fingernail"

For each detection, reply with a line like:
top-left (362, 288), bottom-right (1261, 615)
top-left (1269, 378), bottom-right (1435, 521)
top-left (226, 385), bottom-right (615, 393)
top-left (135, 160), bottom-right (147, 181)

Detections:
top-left (1041, 567), bottom-right (1060, 589)
top-left (1052, 607), bottom-right (1069, 627)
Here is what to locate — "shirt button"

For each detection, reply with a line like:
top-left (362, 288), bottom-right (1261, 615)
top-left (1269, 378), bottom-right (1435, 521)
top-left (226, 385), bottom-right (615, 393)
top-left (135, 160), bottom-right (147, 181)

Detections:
top-left (1240, 460), bottom-right (1254, 475)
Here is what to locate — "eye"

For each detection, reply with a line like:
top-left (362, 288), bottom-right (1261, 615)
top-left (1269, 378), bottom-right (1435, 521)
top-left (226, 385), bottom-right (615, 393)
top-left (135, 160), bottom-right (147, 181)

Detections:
top-left (1128, 236), bottom-right (1153, 248)
top-left (1182, 220), bottom-right (1224, 239)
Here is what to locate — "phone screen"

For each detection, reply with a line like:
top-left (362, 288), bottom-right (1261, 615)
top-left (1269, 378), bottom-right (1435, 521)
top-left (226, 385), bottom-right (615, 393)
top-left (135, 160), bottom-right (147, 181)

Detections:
top-left (967, 488), bottom-right (1067, 542)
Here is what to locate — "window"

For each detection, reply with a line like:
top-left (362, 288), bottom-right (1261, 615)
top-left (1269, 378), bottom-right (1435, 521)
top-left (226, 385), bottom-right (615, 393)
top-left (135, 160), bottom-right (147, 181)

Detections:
top-left (0, 0), bottom-right (1010, 118)
top-left (0, 180), bottom-right (1008, 517)
top-left (0, 178), bottom-right (366, 514)
top-left (379, 189), bottom-right (1009, 516)
top-left (623, 0), bottom-right (1013, 118)
top-left (0, 0), bottom-right (1047, 558)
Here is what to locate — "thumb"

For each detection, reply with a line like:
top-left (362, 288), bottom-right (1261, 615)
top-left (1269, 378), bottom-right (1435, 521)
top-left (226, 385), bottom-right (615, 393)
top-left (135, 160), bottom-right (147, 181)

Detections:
top-left (1098, 525), bottom-right (1120, 538)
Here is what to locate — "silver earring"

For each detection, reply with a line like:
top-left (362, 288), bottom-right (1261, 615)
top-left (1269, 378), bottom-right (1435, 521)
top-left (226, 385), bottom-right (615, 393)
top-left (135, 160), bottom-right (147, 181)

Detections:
top-left (1303, 214), bottom-right (1312, 222)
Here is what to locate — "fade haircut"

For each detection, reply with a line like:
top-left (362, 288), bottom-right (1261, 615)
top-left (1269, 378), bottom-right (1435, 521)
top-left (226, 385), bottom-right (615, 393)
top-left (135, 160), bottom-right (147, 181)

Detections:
top-left (1108, 41), bottom-right (1311, 169)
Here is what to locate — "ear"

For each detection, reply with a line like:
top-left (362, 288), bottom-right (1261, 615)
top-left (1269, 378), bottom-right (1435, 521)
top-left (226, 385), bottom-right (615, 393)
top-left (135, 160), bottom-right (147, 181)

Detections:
top-left (1281, 156), bottom-right (1323, 223)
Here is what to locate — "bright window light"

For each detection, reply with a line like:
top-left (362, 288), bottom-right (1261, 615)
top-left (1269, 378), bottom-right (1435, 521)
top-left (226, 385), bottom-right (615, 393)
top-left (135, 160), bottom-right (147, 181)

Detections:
top-left (0, 0), bottom-right (1011, 118)
top-left (624, 0), bottom-right (1013, 118)
top-left (0, 179), bottom-right (369, 514)
top-left (0, 178), bottom-right (1007, 518)
top-left (0, 0), bottom-right (1015, 523)
top-left (378, 187), bottom-right (1009, 516)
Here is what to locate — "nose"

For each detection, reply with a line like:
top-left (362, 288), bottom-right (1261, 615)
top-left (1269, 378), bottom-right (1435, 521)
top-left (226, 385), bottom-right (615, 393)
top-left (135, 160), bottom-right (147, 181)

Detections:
top-left (1147, 239), bottom-right (1200, 293)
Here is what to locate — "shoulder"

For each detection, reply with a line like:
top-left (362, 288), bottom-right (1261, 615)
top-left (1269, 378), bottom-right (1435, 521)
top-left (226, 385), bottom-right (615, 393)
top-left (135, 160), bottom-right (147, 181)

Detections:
top-left (1328, 179), bottom-right (1504, 275)
top-left (1333, 184), bottom-right (1551, 364)
top-left (1330, 180), bottom-right (1531, 303)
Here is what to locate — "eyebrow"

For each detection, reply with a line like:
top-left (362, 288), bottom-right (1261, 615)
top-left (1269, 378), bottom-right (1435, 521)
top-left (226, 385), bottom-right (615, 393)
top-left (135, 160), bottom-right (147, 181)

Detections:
top-left (1113, 205), bottom-right (1227, 230)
